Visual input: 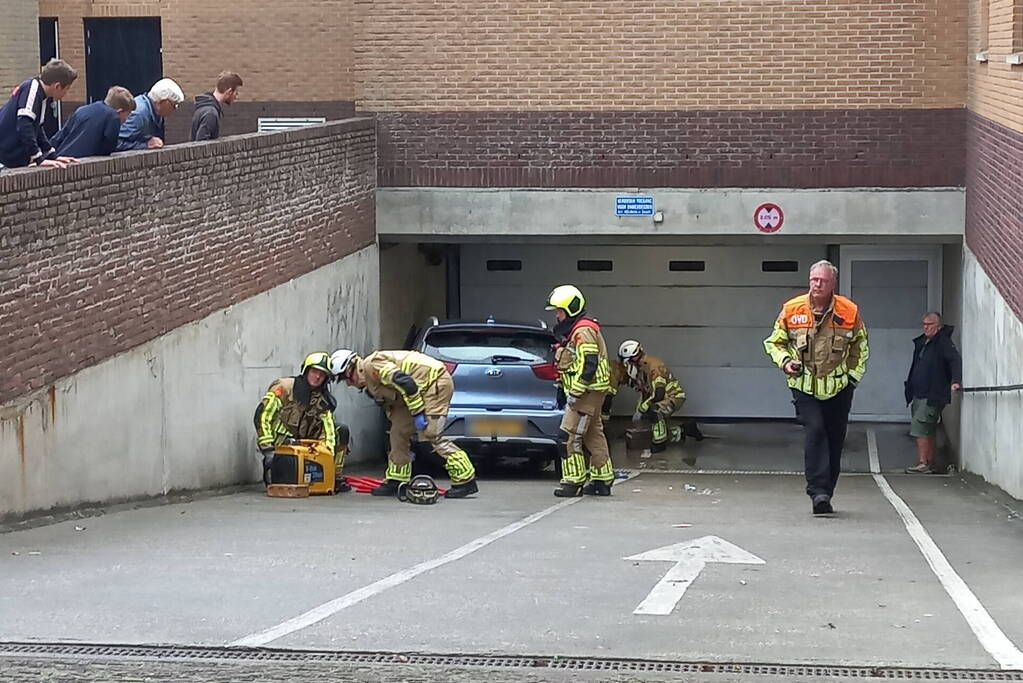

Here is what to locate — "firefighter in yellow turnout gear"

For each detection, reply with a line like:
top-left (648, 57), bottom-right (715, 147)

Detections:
top-left (253, 352), bottom-right (351, 491)
top-left (330, 348), bottom-right (478, 499)
top-left (614, 340), bottom-right (686, 457)
top-left (546, 284), bottom-right (615, 497)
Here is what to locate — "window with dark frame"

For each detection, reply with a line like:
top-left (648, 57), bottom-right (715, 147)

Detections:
top-left (762, 260), bottom-right (799, 273)
top-left (577, 260), bottom-right (613, 272)
top-left (668, 260), bottom-right (706, 272)
top-left (486, 259), bottom-right (522, 272)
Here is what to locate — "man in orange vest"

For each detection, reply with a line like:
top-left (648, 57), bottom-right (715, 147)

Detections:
top-left (764, 260), bottom-right (869, 515)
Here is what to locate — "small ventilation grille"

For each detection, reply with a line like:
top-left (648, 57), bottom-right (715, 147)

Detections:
top-left (257, 117), bottom-right (327, 132)
top-left (1, 642), bottom-right (1019, 680)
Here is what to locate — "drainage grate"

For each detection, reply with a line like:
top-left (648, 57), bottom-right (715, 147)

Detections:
top-left (1, 642), bottom-right (1020, 680)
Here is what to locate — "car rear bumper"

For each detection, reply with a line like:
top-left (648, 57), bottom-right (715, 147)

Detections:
top-left (441, 409), bottom-right (563, 453)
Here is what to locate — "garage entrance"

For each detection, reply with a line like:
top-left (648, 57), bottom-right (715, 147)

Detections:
top-left (459, 243), bottom-right (943, 421)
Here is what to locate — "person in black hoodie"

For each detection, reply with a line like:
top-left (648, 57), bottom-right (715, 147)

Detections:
top-left (904, 312), bottom-right (962, 473)
top-left (191, 71), bottom-right (243, 141)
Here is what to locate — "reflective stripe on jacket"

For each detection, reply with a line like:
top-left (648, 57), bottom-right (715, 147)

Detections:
top-left (556, 318), bottom-right (611, 396)
top-left (254, 376), bottom-right (337, 452)
top-left (361, 350), bottom-right (446, 415)
top-left (764, 293), bottom-right (869, 400)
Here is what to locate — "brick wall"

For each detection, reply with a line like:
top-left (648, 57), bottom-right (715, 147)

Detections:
top-left (378, 109), bottom-right (966, 188)
top-left (966, 0), bottom-right (1023, 322)
top-left (356, 0), bottom-right (968, 111)
top-left (0, 118), bottom-right (376, 406)
top-left (1, 0), bottom-right (40, 94)
top-left (37, 0), bottom-right (354, 140)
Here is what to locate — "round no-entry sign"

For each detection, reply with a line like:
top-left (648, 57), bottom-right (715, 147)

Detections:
top-left (753, 203), bottom-right (784, 233)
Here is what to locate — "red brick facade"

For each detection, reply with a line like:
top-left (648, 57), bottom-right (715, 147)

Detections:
top-left (0, 119), bottom-right (376, 405)
top-left (378, 109), bottom-right (966, 188)
top-left (965, 112), bottom-right (1023, 320)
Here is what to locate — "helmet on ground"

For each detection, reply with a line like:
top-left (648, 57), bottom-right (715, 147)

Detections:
top-left (618, 340), bottom-right (643, 361)
top-left (545, 284), bottom-right (585, 317)
top-left (329, 349), bottom-right (359, 379)
top-left (301, 352), bottom-right (333, 378)
top-left (398, 474), bottom-right (440, 505)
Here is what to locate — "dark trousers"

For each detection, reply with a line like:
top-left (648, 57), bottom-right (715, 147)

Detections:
top-left (792, 385), bottom-right (855, 498)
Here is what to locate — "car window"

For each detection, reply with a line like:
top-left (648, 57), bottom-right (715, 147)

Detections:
top-left (424, 330), bottom-right (554, 364)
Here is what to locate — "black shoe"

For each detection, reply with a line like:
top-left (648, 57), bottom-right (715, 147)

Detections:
top-left (554, 483), bottom-right (583, 498)
top-left (812, 494), bottom-right (834, 515)
top-left (581, 480), bottom-right (612, 496)
top-left (370, 479), bottom-right (402, 497)
top-left (334, 479), bottom-right (352, 493)
top-left (684, 420), bottom-right (705, 441)
top-left (445, 479), bottom-right (479, 499)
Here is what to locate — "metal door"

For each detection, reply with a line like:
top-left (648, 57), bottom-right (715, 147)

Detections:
top-left (84, 18), bottom-right (162, 104)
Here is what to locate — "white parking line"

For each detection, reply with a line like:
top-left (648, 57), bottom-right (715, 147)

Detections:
top-left (867, 429), bottom-right (1023, 670)
top-left (231, 473), bottom-right (639, 648)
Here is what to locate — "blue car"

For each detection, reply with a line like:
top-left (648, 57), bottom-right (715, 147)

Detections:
top-left (408, 317), bottom-right (564, 473)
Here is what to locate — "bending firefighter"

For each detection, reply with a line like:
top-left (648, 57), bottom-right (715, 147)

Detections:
top-left (253, 352), bottom-right (351, 491)
top-left (547, 284), bottom-right (615, 497)
top-left (614, 340), bottom-right (686, 458)
top-left (330, 348), bottom-right (478, 499)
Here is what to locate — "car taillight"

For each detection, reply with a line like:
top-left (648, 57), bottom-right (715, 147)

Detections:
top-left (442, 361), bottom-right (458, 375)
top-left (531, 362), bottom-right (559, 381)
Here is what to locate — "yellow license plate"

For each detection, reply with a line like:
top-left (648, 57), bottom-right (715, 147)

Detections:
top-left (469, 418), bottom-right (526, 437)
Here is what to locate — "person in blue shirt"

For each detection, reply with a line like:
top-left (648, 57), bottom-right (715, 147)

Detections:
top-left (0, 59), bottom-right (78, 169)
top-left (116, 78), bottom-right (184, 152)
top-left (51, 86), bottom-right (135, 159)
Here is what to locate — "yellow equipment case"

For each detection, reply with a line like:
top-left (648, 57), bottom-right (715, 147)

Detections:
top-left (268, 439), bottom-right (336, 495)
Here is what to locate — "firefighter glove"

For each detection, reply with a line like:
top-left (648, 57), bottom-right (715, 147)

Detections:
top-left (565, 393), bottom-right (579, 410)
top-left (259, 446), bottom-right (275, 471)
top-left (413, 412), bottom-right (429, 432)
top-left (631, 410), bottom-right (644, 423)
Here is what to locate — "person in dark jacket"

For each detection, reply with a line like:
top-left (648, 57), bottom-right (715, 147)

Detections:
top-left (0, 59), bottom-right (78, 169)
top-left (51, 86), bottom-right (135, 158)
top-left (904, 312), bottom-right (962, 473)
top-left (191, 71), bottom-right (243, 141)
top-left (116, 78), bottom-right (184, 152)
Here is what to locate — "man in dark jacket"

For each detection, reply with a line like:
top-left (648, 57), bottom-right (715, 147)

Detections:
top-left (904, 312), bottom-right (962, 473)
top-left (191, 71), bottom-right (243, 141)
top-left (52, 86), bottom-right (135, 158)
top-left (0, 59), bottom-right (78, 169)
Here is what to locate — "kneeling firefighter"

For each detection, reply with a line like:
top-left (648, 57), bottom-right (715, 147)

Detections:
top-left (547, 284), bottom-right (615, 497)
top-left (330, 348), bottom-right (478, 499)
top-left (253, 351), bottom-right (351, 491)
top-left (617, 340), bottom-right (686, 457)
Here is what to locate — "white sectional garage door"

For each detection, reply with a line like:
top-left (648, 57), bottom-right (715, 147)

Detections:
top-left (460, 244), bottom-right (828, 419)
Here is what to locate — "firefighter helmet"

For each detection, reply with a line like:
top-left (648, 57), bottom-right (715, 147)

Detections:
top-left (329, 349), bottom-right (359, 380)
top-left (301, 352), bottom-right (333, 378)
top-left (398, 474), bottom-right (440, 505)
top-left (545, 284), bottom-right (586, 317)
top-left (618, 340), bottom-right (643, 361)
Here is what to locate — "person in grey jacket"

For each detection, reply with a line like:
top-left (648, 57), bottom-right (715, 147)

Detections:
top-left (191, 71), bottom-right (242, 141)
top-left (904, 312), bottom-right (962, 473)
top-left (116, 78), bottom-right (184, 152)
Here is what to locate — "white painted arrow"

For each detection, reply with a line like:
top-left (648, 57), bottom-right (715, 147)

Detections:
top-left (625, 535), bottom-right (765, 615)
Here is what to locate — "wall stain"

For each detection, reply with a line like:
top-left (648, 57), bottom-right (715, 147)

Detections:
top-left (48, 385), bottom-right (56, 425)
top-left (17, 414), bottom-right (26, 489)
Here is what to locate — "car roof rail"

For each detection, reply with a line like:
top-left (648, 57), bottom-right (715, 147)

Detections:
top-left (427, 316), bottom-right (440, 328)
top-left (537, 319), bottom-right (548, 329)
top-left (486, 314), bottom-right (496, 324)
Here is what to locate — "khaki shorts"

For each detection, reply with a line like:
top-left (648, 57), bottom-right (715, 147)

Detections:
top-left (910, 398), bottom-right (943, 438)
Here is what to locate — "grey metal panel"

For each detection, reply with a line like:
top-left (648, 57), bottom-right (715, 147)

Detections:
top-left (460, 243), bottom-right (827, 417)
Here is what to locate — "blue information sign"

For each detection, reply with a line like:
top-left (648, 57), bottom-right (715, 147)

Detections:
top-left (616, 195), bottom-right (654, 216)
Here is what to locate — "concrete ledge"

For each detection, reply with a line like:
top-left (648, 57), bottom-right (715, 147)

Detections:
top-left (378, 187), bottom-right (965, 240)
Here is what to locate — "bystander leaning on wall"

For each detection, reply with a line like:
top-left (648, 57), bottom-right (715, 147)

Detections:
top-left (904, 312), bottom-right (962, 474)
top-left (116, 78), bottom-right (184, 152)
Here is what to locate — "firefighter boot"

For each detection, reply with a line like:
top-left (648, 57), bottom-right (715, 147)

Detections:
top-left (370, 479), bottom-right (403, 497)
top-left (334, 477), bottom-right (352, 493)
top-left (581, 480), bottom-right (612, 496)
top-left (554, 482), bottom-right (583, 497)
top-left (445, 479), bottom-right (479, 499)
